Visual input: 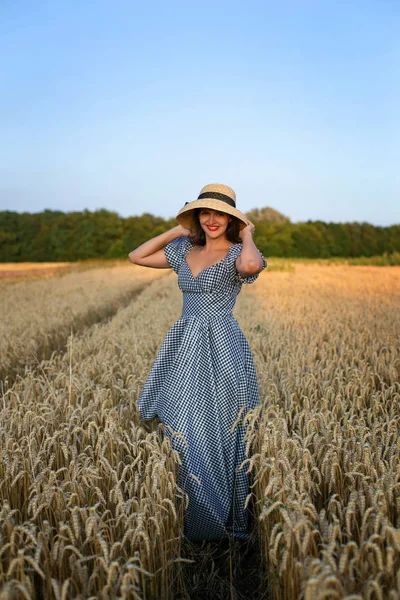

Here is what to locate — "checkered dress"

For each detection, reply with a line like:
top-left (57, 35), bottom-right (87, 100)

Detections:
top-left (138, 236), bottom-right (267, 541)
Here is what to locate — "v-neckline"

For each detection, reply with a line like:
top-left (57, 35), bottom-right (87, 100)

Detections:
top-left (185, 240), bottom-right (235, 281)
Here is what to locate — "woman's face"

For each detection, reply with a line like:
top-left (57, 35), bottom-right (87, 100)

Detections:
top-left (198, 208), bottom-right (231, 239)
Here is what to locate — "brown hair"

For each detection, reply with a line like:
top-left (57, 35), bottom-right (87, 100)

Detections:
top-left (188, 208), bottom-right (242, 246)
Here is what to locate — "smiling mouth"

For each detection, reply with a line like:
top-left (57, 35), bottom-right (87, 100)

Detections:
top-left (206, 226), bottom-right (219, 231)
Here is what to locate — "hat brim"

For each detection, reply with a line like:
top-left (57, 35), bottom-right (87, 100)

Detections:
top-left (176, 198), bottom-right (249, 230)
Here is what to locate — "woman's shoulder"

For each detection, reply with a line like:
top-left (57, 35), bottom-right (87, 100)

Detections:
top-left (164, 236), bottom-right (193, 273)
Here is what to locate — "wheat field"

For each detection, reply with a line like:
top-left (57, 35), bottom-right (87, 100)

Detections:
top-left (0, 261), bottom-right (399, 599)
top-left (0, 265), bottom-right (165, 385)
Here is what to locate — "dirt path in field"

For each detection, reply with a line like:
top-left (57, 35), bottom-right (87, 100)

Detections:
top-left (178, 527), bottom-right (270, 600)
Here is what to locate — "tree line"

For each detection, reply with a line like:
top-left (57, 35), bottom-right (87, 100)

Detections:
top-left (0, 209), bottom-right (399, 262)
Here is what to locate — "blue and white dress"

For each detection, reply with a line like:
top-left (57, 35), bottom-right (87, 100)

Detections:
top-left (138, 236), bottom-right (267, 541)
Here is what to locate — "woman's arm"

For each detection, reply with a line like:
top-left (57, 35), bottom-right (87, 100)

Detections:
top-left (128, 224), bottom-right (190, 268)
top-left (235, 222), bottom-right (265, 276)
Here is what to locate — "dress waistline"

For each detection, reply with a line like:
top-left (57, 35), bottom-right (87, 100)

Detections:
top-left (180, 311), bottom-right (234, 320)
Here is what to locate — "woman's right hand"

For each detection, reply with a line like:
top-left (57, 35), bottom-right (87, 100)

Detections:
top-left (173, 224), bottom-right (192, 237)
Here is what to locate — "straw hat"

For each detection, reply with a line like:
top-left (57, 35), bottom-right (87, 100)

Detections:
top-left (176, 183), bottom-right (249, 230)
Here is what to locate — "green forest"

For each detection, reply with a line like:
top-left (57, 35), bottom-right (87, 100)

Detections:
top-left (0, 208), bottom-right (399, 262)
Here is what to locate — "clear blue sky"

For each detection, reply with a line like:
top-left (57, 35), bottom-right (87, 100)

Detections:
top-left (1, 0), bottom-right (399, 226)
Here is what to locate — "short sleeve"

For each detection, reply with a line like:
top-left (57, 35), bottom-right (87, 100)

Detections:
top-left (227, 243), bottom-right (267, 285)
top-left (164, 236), bottom-right (190, 274)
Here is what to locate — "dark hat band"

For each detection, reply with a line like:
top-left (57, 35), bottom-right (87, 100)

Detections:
top-left (197, 192), bottom-right (236, 207)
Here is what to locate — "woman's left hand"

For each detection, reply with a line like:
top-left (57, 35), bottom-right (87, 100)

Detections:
top-left (239, 221), bottom-right (255, 240)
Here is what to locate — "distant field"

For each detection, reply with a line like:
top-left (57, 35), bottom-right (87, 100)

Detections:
top-left (0, 262), bottom-right (73, 281)
top-left (1, 250), bottom-right (398, 283)
top-left (0, 260), bottom-right (132, 282)
top-left (0, 262), bottom-right (71, 270)
top-left (0, 262), bottom-right (399, 599)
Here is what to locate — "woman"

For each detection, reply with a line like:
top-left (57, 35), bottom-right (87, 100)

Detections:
top-left (128, 183), bottom-right (267, 542)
